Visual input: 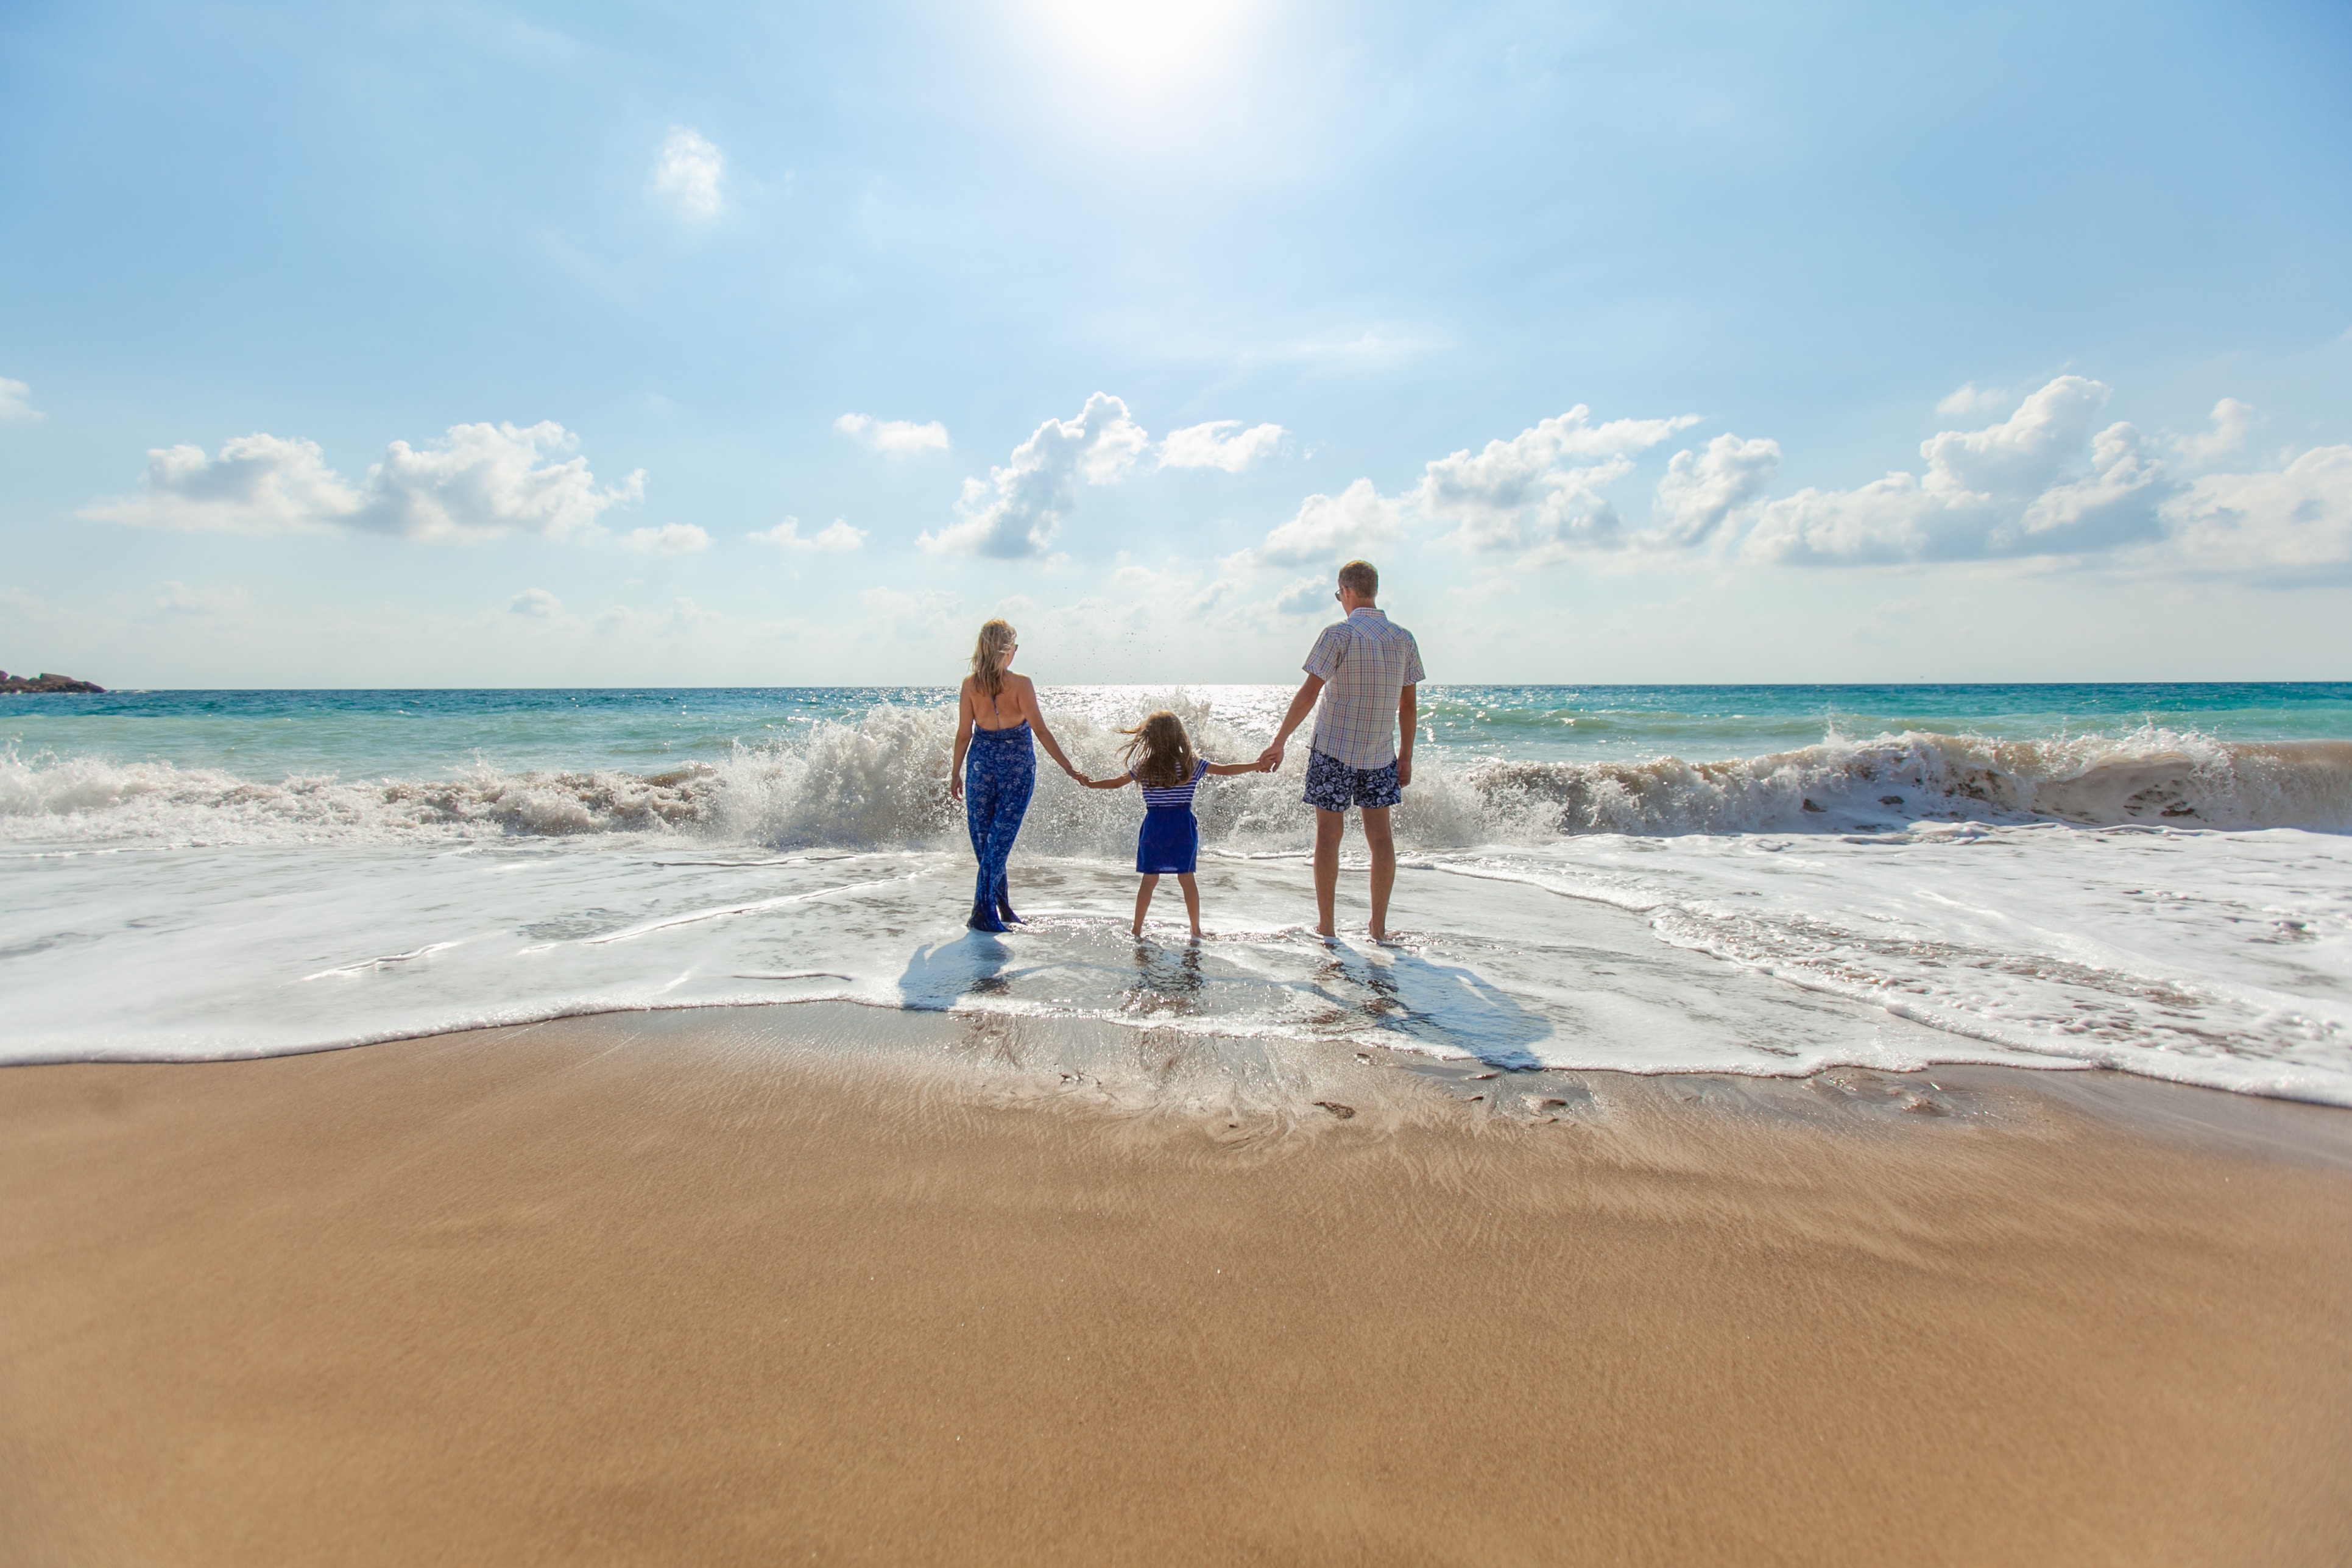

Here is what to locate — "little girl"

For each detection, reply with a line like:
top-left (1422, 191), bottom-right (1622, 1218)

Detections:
top-left (1081, 711), bottom-right (1263, 938)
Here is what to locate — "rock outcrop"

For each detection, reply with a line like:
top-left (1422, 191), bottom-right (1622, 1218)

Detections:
top-left (0, 671), bottom-right (105, 694)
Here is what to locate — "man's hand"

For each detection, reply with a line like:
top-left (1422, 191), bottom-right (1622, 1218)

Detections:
top-left (1257, 744), bottom-right (1284, 772)
top-left (1396, 755), bottom-right (1412, 789)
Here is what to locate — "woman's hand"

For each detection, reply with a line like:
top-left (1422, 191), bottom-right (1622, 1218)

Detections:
top-left (948, 770), bottom-right (964, 800)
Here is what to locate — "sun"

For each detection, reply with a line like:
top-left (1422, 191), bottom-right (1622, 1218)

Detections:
top-left (1026, 0), bottom-right (1257, 92)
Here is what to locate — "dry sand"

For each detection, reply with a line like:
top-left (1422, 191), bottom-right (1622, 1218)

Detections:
top-left (2, 1007), bottom-right (2348, 1566)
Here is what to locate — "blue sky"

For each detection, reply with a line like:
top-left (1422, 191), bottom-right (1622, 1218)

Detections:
top-left (3, 0), bottom-right (2348, 686)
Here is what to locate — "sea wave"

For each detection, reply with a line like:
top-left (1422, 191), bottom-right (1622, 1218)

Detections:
top-left (5, 707), bottom-right (2349, 850)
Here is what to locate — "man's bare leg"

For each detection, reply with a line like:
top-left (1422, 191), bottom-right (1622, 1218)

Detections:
top-left (1313, 808), bottom-right (1345, 938)
top-left (1362, 805), bottom-right (1396, 940)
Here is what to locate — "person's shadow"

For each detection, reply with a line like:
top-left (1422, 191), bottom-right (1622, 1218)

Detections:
top-left (1308, 945), bottom-right (1553, 1069)
top-left (895, 931), bottom-right (1022, 1010)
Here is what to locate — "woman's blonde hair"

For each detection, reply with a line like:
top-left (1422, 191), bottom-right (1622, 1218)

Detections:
top-left (970, 620), bottom-right (1017, 697)
top-left (1119, 710), bottom-right (1196, 789)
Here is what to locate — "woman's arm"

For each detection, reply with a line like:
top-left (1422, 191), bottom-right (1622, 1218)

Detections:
top-left (1016, 676), bottom-right (1083, 778)
top-left (948, 680), bottom-right (975, 800)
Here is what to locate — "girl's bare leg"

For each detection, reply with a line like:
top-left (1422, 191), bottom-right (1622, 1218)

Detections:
top-left (1177, 873), bottom-right (1201, 939)
top-left (1132, 875), bottom-right (1158, 936)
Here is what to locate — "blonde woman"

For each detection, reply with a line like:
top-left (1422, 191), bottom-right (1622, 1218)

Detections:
top-left (948, 620), bottom-right (1081, 931)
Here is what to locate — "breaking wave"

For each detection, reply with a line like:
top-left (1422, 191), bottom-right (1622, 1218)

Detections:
top-left (5, 704), bottom-right (2348, 851)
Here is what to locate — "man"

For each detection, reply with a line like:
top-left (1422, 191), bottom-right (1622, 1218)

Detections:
top-left (1257, 559), bottom-right (1424, 942)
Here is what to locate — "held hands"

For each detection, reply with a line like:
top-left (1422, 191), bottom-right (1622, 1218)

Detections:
top-left (1255, 744), bottom-right (1284, 772)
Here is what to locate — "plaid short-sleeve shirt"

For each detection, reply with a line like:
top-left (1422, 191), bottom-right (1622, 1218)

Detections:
top-left (1303, 608), bottom-right (1424, 770)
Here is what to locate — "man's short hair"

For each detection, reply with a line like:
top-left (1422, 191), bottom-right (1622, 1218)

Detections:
top-left (1337, 560), bottom-right (1378, 598)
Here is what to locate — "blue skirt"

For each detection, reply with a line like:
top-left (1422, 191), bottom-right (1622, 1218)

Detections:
top-left (1137, 806), bottom-right (1199, 875)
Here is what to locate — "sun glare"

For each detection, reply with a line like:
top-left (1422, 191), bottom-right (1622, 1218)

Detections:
top-left (1028, 0), bottom-right (1255, 91)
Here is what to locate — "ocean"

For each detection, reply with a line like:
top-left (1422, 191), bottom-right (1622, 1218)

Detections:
top-left (5, 683), bottom-right (2350, 1103)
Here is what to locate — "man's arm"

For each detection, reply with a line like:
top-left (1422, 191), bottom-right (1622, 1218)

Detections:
top-left (1257, 674), bottom-right (1324, 771)
top-left (1396, 683), bottom-right (1416, 788)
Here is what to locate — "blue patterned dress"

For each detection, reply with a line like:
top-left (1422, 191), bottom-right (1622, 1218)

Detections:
top-left (964, 721), bottom-right (1034, 931)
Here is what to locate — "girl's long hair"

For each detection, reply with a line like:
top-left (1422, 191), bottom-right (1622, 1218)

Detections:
top-left (1119, 710), bottom-right (1196, 789)
top-left (970, 620), bottom-right (1016, 697)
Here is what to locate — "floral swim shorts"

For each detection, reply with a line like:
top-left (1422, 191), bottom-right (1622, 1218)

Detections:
top-left (1302, 747), bottom-right (1402, 811)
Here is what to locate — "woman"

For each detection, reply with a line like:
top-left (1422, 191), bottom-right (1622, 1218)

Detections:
top-left (948, 620), bottom-right (1081, 932)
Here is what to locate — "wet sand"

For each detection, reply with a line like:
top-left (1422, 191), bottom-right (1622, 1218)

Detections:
top-left (2, 1008), bottom-right (2348, 1566)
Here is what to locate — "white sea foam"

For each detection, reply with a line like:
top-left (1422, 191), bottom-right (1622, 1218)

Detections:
top-left (7, 713), bottom-right (2348, 852)
top-left (4, 706), bottom-right (2349, 1105)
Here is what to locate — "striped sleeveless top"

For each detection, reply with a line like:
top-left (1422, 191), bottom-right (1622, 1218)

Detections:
top-left (1131, 756), bottom-right (1209, 810)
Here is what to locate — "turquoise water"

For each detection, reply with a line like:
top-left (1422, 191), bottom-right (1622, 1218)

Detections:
top-left (9, 683), bottom-right (2350, 781)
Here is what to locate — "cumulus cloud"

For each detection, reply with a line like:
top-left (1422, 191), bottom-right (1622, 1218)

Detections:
top-left (920, 392), bottom-right (1148, 558)
top-left (82, 422), bottom-right (645, 543)
top-left (653, 128), bottom-right (724, 217)
top-left (509, 588), bottom-right (561, 617)
top-left (1273, 576), bottom-right (1332, 614)
top-left (1650, 434), bottom-right (1781, 548)
top-left (2163, 444), bottom-right (2352, 574)
top-left (1418, 406), bottom-right (1700, 554)
top-left (0, 376), bottom-right (42, 421)
top-left (2172, 398), bottom-right (2257, 468)
top-left (1743, 377), bottom-right (2166, 565)
top-left (1160, 420), bottom-right (1285, 472)
top-left (1238, 479), bottom-right (1405, 568)
top-left (749, 516), bottom-right (866, 551)
top-left (1936, 382), bottom-right (2012, 420)
top-left (619, 522), bottom-right (710, 554)
top-left (836, 413), bottom-right (949, 456)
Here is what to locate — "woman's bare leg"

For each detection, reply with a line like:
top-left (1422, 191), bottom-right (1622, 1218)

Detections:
top-left (1132, 875), bottom-right (1158, 935)
top-left (1176, 873), bottom-right (1201, 939)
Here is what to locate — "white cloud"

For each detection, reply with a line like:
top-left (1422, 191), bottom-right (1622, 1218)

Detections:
top-left (1743, 377), bottom-right (2166, 564)
top-left (653, 128), bottom-right (725, 218)
top-left (0, 376), bottom-right (43, 421)
top-left (1273, 576), bottom-right (1332, 614)
top-left (2172, 398), bottom-right (2257, 468)
top-left (1238, 478), bottom-right (1405, 568)
top-left (2161, 444), bottom-right (2352, 573)
top-left (1419, 406), bottom-right (1700, 554)
top-left (919, 392), bottom-right (1148, 557)
top-left (619, 522), bottom-right (711, 555)
top-left (1937, 382), bottom-right (2012, 420)
top-left (835, 414), bottom-right (950, 456)
top-left (82, 422), bottom-right (645, 543)
top-left (83, 433), bottom-right (361, 535)
top-left (1650, 434), bottom-right (1781, 548)
top-left (509, 588), bottom-right (561, 617)
top-left (1160, 420), bottom-right (1285, 472)
top-left (749, 516), bottom-right (866, 551)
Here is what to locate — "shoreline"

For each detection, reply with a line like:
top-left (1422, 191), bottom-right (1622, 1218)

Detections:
top-left (4, 1008), bottom-right (2348, 1564)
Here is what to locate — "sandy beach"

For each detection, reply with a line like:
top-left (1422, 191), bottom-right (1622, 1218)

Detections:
top-left (2, 1005), bottom-right (2348, 1567)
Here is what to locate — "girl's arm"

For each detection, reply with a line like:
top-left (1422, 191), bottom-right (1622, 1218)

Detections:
top-left (948, 681), bottom-right (975, 799)
top-left (1078, 772), bottom-right (1134, 790)
top-left (1017, 676), bottom-right (1084, 779)
top-left (1202, 760), bottom-right (1262, 776)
